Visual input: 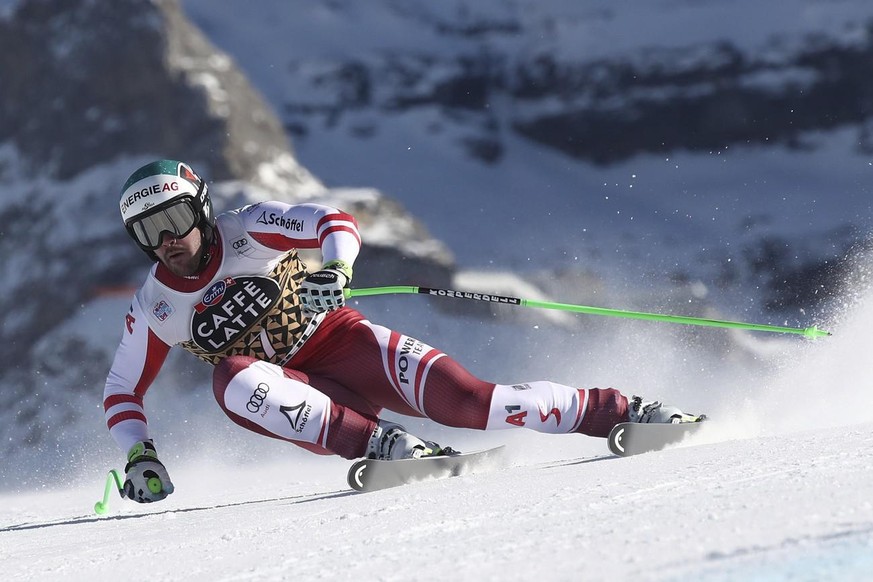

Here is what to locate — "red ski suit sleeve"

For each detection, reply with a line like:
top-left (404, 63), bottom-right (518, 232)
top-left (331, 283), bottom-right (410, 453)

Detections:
top-left (103, 296), bottom-right (171, 453)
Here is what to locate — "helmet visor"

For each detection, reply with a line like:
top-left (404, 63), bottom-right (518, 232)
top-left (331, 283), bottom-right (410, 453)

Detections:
top-left (128, 199), bottom-right (199, 250)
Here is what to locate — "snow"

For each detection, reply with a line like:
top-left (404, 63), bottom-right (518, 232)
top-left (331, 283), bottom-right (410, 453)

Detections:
top-left (2, 422), bottom-right (873, 581)
top-left (3, 0), bottom-right (873, 579)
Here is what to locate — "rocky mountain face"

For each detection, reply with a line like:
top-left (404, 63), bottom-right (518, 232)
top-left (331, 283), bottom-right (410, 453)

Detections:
top-left (0, 0), bottom-right (452, 472)
top-left (1, 0), bottom-right (305, 186)
top-left (279, 6), bottom-right (873, 165)
top-left (275, 5), bottom-right (873, 312)
top-left (512, 39), bottom-right (873, 165)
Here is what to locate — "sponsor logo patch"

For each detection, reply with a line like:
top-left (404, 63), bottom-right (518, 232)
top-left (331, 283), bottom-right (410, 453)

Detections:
top-left (195, 277), bottom-right (236, 313)
top-left (190, 276), bottom-right (282, 353)
top-left (230, 237), bottom-right (251, 256)
top-left (280, 401), bottom-right (312, 433)
top-left (256, 211), bottom-right (304, 232)
top-left (120, 180), bottom-right (181, 214)
top-left (152, 299), bottom-right (174, 322)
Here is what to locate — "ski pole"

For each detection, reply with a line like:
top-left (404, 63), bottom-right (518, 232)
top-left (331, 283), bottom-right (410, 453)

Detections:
top-left (344, 285), bottom-right (831, 338)
top-left (94, 469), bottom-right (124, 515)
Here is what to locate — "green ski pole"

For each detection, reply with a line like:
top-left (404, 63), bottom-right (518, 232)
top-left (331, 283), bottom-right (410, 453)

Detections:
top-left (344, 285), bottom-right (830, 338)
top-left (94, 469), bottom-right (124, 515)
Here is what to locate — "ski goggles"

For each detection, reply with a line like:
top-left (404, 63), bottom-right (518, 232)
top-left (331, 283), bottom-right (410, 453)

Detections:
top-left (127, 198), bottom-right (199, 250)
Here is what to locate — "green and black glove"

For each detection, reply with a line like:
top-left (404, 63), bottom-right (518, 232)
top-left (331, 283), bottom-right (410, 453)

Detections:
top-left (122, 440), bottom-right (175, 503)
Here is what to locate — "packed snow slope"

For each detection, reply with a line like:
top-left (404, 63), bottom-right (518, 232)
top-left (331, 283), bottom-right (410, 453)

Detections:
top-left (1, 426), bottom-right (872, 581)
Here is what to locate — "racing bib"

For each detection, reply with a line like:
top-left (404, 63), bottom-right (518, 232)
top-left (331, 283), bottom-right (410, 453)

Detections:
top-left (190, 276), bottom-right (282, 352)
top-left (180, 251), bottom-right (311, 366)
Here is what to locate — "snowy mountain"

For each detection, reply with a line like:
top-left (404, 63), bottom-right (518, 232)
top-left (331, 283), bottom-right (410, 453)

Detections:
top-left (2, 1), bottom-right (873, 579)
top-left (181, 0), bottom-right (873, 313)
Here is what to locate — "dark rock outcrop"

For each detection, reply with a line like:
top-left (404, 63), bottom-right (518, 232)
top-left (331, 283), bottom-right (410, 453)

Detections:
top-left (0, 0), bottom-right (453, 469)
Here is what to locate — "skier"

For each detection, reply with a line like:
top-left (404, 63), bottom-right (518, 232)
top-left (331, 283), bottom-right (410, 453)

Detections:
top-left (105, 160), bottom-right (704, 503)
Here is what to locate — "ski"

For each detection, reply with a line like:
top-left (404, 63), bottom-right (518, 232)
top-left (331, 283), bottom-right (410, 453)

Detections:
top-left (347, 446), bottom-right (505, 492)
top-left (607, 421), bottom-right (707, 457)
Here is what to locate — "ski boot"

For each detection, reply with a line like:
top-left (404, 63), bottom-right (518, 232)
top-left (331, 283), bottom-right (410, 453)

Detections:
top-left (628, 395), bottom-right (706, 424)
top-left (367, 420), bottom-right (449, 460)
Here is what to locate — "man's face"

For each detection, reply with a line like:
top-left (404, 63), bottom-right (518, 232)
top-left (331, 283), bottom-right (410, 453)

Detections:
top-left (154, 227), bottom-right (203, 277)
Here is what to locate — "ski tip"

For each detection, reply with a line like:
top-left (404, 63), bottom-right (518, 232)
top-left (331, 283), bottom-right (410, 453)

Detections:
top-left (346, 446), bottom-right (506, 493)
top-left (348, 460), bottom-right (369, 492)
top-left (606, 421), bottom-right (707, 457)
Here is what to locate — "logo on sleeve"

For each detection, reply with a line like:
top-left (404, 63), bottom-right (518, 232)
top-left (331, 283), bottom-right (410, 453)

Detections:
top-left (190, 276), bottom-right (282, 352)
top-left (125, 306), bottom-right (136, 334)
top-left (256, 211), bottom-right (304, 232)
top-left (152, 298), bottom-right (174, 322)
top-left (230, 237), bottom-right (252, 257)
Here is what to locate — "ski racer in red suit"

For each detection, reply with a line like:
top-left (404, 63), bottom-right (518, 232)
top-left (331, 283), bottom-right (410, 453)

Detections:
top-left (105, 160), bottom-right (704, 503)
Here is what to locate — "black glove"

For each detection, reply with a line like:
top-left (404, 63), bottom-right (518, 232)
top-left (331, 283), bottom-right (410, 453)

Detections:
top-left (122, 440), bottom-right (175, 503)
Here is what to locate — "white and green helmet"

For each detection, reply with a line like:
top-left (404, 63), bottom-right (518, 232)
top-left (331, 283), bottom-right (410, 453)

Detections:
top-left (120, 160), bottom-right (214, 258)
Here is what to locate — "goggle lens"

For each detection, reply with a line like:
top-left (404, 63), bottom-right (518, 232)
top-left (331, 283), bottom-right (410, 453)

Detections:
top-left (130, 200), bottom-right (198, 250)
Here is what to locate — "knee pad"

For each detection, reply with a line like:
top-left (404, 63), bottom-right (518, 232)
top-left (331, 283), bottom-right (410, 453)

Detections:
top-left (214, 356), bottom-right (331, 447)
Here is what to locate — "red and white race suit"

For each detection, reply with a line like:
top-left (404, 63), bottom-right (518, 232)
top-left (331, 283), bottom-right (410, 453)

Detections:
top-left (104, 201), bottom-right (631, 459)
